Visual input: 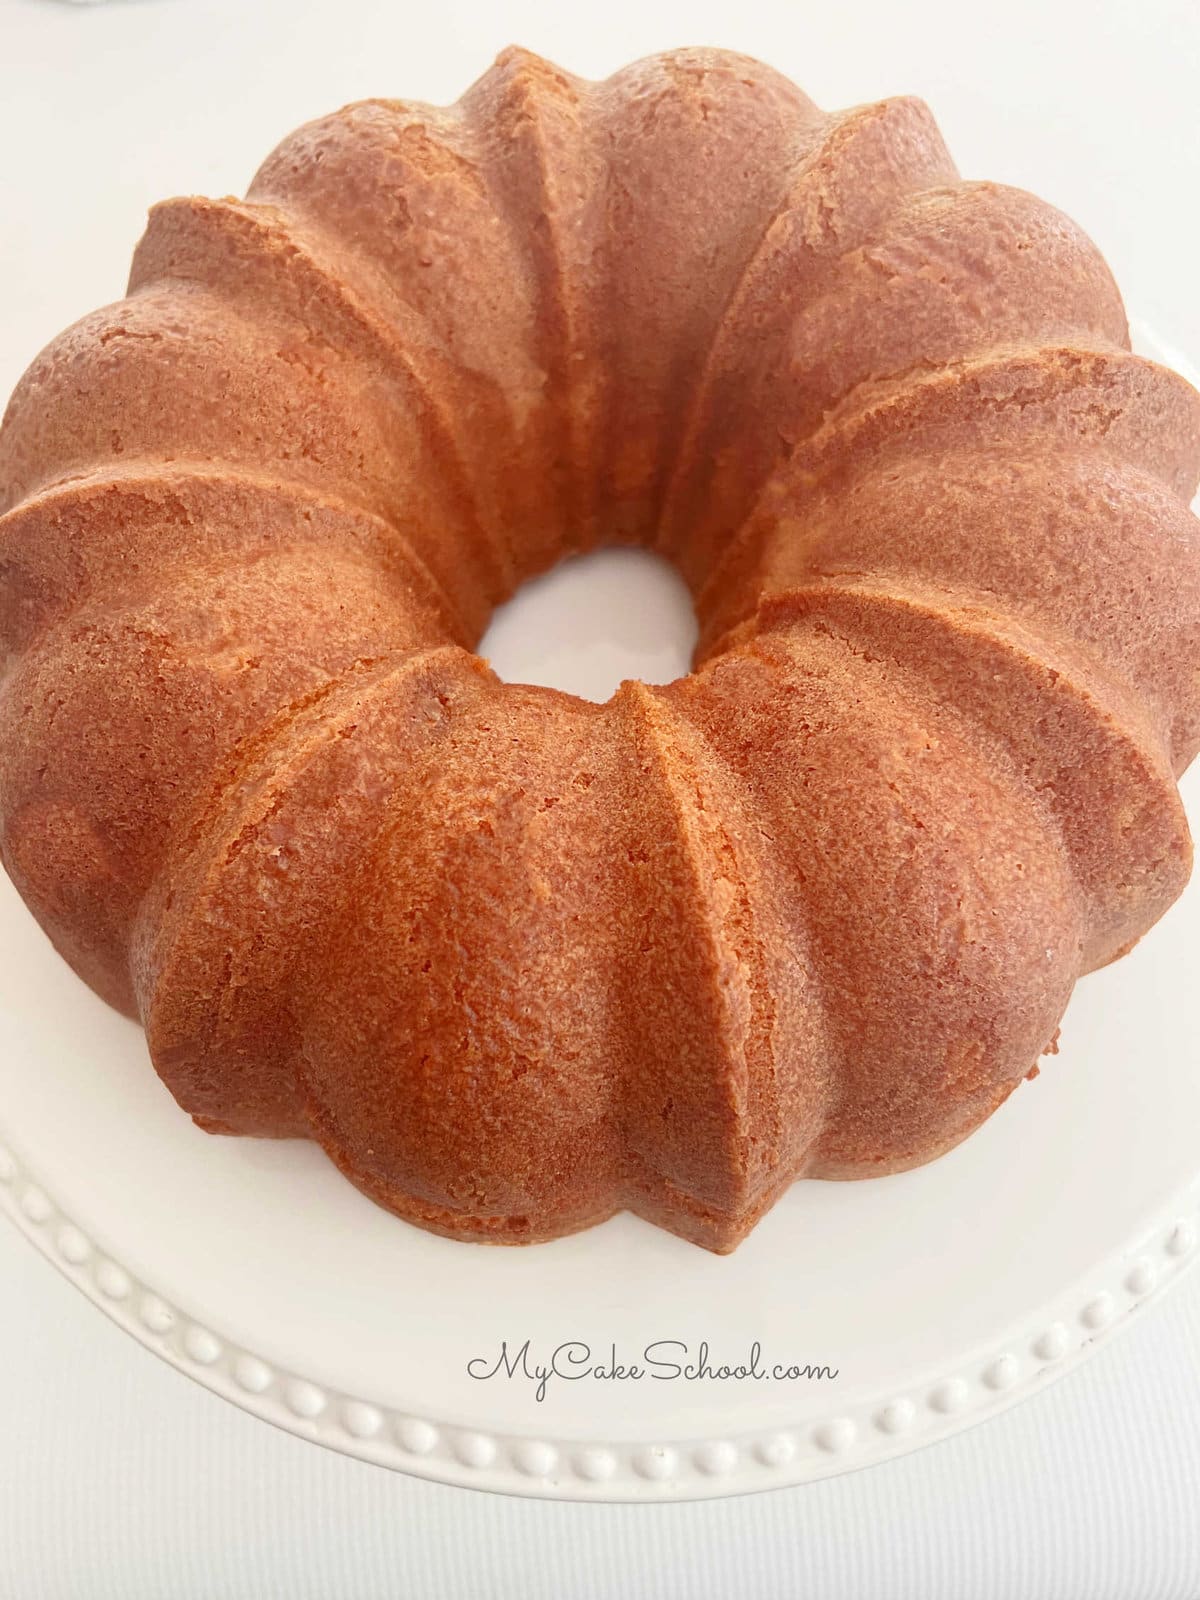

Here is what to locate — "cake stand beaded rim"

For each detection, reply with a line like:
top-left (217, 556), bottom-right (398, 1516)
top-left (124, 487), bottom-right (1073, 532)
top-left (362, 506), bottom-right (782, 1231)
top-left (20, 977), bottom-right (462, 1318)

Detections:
top-left (1, 1126), bottom-right (1197, 1501)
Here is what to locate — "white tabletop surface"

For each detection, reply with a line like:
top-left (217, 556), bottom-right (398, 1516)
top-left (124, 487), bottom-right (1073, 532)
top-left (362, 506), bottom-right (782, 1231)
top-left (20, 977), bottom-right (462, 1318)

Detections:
top-left (3, 0), bottom-right (1200, 1594)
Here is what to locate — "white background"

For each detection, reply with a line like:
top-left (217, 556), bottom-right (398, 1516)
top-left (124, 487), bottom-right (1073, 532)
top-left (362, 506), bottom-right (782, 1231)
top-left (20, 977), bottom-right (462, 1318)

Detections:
top-left (2, 0), bottom-right (1200, 1594)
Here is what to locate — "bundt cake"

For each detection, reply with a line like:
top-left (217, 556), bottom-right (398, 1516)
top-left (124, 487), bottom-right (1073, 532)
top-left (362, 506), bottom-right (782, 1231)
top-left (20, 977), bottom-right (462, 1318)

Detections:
top-left (1, 48), bottom-right (1199, 1253)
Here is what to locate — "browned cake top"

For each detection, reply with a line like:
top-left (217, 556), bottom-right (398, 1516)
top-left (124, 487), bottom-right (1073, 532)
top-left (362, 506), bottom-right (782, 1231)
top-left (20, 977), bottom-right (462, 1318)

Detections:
top-left (1, 48), bottom-right (1198, 1249)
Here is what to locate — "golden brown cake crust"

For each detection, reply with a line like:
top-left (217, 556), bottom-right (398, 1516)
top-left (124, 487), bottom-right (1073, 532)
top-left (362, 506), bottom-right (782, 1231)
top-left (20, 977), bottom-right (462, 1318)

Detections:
top-left (1, 46), bottom-right (1199, 1252)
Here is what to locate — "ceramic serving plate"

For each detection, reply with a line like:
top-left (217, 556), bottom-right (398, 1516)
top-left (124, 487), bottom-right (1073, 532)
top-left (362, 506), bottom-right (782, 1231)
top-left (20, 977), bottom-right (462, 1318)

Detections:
top-left (1, 327), bottom-right (1198, 1503)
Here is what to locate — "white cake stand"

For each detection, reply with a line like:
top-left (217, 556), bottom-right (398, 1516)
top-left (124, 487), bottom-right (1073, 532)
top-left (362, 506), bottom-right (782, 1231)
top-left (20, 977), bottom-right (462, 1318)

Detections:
top-left (1, 326), bottom-right (1197, 1503)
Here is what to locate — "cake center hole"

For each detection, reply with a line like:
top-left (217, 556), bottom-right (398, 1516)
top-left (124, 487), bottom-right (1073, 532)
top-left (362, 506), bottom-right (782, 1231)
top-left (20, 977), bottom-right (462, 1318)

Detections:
top-left (479, 547), bottom-right (699, 703)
